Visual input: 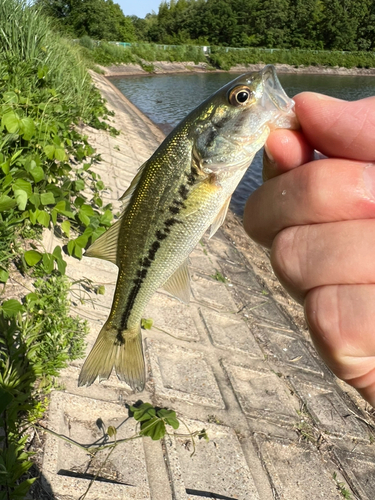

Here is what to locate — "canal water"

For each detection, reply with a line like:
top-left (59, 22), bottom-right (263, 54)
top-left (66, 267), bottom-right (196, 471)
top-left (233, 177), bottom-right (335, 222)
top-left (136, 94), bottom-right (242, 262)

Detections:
top-left (110, 72), bottom-right (375, 215)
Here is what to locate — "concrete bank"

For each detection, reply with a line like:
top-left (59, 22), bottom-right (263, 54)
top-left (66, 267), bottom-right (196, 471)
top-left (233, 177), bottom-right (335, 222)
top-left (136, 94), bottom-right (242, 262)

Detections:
top-left (36, 72), bottom-right (375, 500)
top-left (99, 61), bottom-right (375, 77)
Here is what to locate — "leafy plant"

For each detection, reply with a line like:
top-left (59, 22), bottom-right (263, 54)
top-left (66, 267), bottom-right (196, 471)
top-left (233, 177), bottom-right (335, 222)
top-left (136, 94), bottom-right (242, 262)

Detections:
top-left (0, 2), bottom-right (119, 497)
top-left (0, 275), bottom-right (88, 498)
top-left (129, 402), bottom-right (180, 440)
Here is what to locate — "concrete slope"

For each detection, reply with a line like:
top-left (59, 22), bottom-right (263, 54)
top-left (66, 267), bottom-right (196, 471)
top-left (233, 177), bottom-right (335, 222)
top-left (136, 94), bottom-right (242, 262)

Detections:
top-left (38, 72), bottom-right (375, 500)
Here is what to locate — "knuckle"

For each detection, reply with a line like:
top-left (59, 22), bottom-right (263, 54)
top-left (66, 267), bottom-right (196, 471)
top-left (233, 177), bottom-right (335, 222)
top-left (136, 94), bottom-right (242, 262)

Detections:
top-left (270, 225), bottom-right (306, 292)
top-left (304, 286), bottom-right (348, 376)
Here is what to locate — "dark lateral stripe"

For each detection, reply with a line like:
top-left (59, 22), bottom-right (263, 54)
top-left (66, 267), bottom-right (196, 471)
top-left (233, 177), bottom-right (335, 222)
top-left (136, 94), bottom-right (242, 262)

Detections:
top-left (179, 184), bottom-right (189, 199)
top-left (156, 230), bottom-right (167, 240)
top-left (169, 205), bottom-right (180, 214)
top-left (119, 282), bottom-right (141, 333)
top-left (121, 207), bottom-right (185, 329)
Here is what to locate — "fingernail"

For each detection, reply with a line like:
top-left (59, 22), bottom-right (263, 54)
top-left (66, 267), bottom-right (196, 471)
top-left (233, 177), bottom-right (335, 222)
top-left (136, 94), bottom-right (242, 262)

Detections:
top-left (264, 143), bottom-right (274, 162)
top-left (363, 164), bottom-right (375, 199)
top-left (314, 93), bottom-right (344, 102)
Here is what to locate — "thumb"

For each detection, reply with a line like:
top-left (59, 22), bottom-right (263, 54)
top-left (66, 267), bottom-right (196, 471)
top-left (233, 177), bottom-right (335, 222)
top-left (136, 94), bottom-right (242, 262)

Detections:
top-left (294, 92), bottom-right (375, 161)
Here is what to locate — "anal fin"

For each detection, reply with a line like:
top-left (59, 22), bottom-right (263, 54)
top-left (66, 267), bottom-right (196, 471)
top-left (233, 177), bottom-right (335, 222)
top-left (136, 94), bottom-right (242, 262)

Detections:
top-left (162, 259), bottom-right (191, 304)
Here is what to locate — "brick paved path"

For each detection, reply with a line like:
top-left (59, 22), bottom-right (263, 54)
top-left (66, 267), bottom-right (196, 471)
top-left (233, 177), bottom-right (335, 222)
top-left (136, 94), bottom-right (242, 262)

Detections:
top-left (39, 72), bottom-right (375, 500)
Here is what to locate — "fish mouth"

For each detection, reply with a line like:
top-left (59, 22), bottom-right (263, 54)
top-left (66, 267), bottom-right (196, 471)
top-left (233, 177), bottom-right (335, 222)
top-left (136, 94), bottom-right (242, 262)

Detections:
top-left (261, 65), bottom-right (294, 113)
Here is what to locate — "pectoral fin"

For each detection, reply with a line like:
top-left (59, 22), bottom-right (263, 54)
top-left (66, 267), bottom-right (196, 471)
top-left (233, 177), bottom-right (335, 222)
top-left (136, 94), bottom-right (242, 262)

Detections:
top-left (209, 196), bottom-right (231, 239)
top-left (162, 259), bottom-right (191, 304)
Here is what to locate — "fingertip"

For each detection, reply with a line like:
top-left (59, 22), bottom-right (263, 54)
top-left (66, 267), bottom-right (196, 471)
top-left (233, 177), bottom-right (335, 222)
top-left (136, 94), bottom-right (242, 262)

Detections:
top-left (293, 93), bottom-right (375, 160)
top-left (263, 129), bottom-right (314, 180)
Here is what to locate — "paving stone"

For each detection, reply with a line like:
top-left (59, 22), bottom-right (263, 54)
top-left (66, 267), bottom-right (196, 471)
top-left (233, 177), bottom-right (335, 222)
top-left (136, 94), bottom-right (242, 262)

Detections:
top-left (144, 292), bottom-right (200, 341)
top-left (205, 230), bottom-right (244, 265)
top-left (199, 308), bottom-right (263, 357)
top-left (222, 361), bottom-right (300, 424)
top-left (115, 175), bottom-right (133, 194)
top-left (219, 260), bottom-right (263, 291)
top-left (58, 364), bottom-right (144, 402)
top-left (188, 246), bottom-right (220, 276)
top-left (239, 288), bottom-right (292, 327)
top-left (254, 435), bottom-right (342, 499)
top-left (165, 419), bottom-right (260, 500)
top-left (334, 449), bottom-right (375, 500)
top-left (146, 339), bottom-right (225, 408)
top-left (113, 167), bottom-right (137, 186)
top-left (111, 149), bottom-right (140, 165)
top-left (191, 274), bottom-right (238, 312)
top-left (253, 327), bottom-right (325, 376)
top-left (42, 392), bottom-right (150, 499)
top-left (290, 379), bottom-right (369, 441)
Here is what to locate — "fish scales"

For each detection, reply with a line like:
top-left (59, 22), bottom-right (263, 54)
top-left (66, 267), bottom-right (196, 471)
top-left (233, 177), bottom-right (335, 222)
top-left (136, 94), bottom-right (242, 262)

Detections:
top-left (78, 65), bottom-right (298, 391)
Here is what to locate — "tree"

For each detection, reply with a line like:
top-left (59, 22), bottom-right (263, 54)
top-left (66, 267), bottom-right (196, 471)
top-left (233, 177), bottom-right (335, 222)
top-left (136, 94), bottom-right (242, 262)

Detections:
top-left (319, 0), bottom-right (367, 50)
top-left (288, 0), bottom-right (324, 48)
top-left (253, 0), bottom-right (291, 47)
top-left (35, 0), bottom-right (136, 41)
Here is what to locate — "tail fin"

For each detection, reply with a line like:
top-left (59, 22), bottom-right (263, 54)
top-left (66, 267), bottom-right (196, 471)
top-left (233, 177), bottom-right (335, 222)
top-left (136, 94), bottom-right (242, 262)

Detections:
top-left (78, 322), bottom-right (145, 392)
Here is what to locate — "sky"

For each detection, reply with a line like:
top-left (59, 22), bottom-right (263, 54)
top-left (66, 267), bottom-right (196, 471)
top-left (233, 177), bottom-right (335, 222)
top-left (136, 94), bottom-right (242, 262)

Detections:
top-left (117, 0), bottom-right (161, 18)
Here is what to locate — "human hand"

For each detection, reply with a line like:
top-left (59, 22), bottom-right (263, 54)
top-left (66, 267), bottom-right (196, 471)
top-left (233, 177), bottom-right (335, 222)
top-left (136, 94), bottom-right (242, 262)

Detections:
top-left (243, 92), bottom-right (375, 406)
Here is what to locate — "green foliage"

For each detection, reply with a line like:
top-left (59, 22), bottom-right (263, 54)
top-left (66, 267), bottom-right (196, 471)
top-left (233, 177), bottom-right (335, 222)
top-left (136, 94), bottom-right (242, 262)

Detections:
top-left (141, 317), bottom-right (153, 330)
top-left (36, 0), bottom-right (137, 42)
top-left (25, 274), bottom-right (88, 373)
top-left (81, 42), bottom-right (136, 65)
top-left (0, 0), bottom-right (118, 281)
top-left (208, 46), bottom-right (375, 70)
top-left (81, 41), bottom-right (207, 67)
top-left (211, 270), bottom-right (226, 283)
top-left (0, 1), bottom-right (117, 497)
top-left (333, 472), bottom-right (353, 499)
top-left (0, 275), bottom-right (87, 497)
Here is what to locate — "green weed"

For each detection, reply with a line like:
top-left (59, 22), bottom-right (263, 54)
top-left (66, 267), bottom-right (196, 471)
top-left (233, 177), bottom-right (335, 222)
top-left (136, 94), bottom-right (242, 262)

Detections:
top-left (211, 270), bottom-right (226, 283)
top-left (333, 472), bottom-right (353, 499)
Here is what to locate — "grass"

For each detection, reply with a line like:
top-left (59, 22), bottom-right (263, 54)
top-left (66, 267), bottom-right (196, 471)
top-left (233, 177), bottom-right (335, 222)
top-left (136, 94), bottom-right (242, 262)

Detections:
top-left (80, 41), bottom-right (208, 67)
top-left (77, 38), bottom-right (375, 71)
top-left (209, 46), bottom-right (375, 71)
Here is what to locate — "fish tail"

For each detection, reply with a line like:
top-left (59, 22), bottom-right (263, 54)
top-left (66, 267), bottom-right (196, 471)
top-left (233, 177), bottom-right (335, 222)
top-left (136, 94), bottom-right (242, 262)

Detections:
top-left (78, 322), bottom-right (145, 392)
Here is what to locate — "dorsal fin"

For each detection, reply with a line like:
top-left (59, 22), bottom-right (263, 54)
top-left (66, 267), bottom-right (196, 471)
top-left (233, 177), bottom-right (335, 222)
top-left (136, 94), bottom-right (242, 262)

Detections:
top-left (84, 160), bottom-right (149, 265)
top-left (84, 218), bottom-right (121, 265)
top-left (119, 160), bottom-right (148, 207)
top-left (162, 260), bottom-right (191, 304)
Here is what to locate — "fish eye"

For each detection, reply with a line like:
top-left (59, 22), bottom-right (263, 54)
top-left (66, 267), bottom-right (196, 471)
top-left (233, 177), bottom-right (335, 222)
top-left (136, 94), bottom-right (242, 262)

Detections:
top-left (228, 85), bottom-right (254, 106)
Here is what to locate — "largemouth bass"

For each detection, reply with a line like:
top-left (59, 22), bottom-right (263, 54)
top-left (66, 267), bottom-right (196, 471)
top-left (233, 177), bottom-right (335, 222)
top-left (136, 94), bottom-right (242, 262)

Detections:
top-left (78, 65), bottom-right (297, 391)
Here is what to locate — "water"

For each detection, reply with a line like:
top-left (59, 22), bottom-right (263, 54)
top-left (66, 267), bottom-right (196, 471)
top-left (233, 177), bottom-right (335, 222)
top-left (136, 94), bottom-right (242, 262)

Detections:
top-left (110, 72), bottom-right (375, 215)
